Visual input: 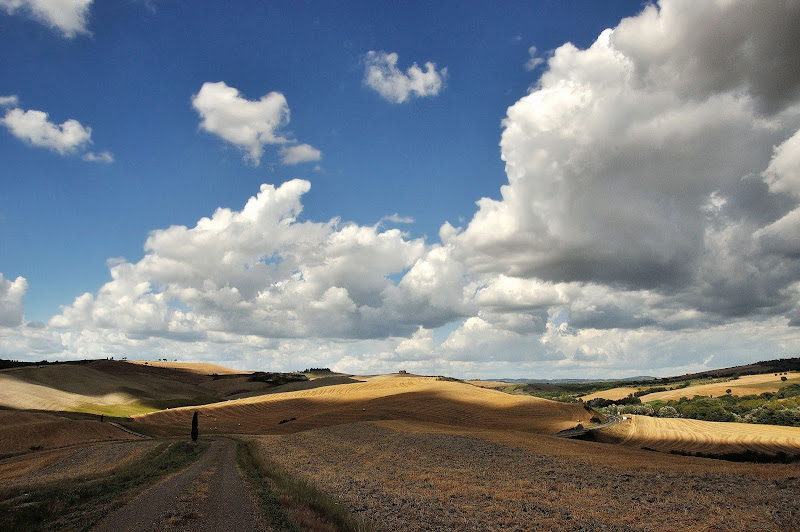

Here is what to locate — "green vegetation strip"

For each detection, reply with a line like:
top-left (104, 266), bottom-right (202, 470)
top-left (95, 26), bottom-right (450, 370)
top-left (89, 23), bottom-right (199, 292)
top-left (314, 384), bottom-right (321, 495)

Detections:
top-left (236, 439), bottom-right (373, 532)
top-left (0, 440), bottom-right (208, 532)
top-left (596, 384), bottom-right (800, 427)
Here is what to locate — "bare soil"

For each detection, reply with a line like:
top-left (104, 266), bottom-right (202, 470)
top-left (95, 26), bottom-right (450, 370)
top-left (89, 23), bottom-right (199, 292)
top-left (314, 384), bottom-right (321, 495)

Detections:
top-left (0, 440), bottom-right (159, 487)
top-left (253, 421), bottom-right (800, 531)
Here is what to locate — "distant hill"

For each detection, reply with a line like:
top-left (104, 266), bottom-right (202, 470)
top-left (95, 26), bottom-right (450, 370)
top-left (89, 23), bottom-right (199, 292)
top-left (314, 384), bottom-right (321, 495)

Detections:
top-left (495, 357), bottom-right (800, 386)
top-left (652, 358), bottom-right (800, 383)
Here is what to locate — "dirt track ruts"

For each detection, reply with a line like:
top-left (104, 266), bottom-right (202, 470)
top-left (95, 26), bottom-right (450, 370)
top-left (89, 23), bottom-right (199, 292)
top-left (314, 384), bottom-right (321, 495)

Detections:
top-left (92, 438), bottom-right (266, 532)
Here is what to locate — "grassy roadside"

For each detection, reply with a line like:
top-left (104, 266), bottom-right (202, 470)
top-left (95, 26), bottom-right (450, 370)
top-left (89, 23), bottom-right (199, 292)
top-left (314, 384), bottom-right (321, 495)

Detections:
top-left (0, 439), bottom-right (208, 531)
top-left (236, 439), bottom-right (373, 532)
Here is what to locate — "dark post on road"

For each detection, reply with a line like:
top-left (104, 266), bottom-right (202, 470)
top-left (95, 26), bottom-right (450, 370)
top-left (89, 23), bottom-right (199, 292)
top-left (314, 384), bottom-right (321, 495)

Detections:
top-left (191, 411), bottom-right (199, 442)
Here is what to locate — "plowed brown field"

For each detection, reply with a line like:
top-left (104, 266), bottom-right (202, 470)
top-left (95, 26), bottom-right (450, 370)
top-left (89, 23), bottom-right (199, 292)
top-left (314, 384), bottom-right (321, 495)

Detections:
top-left (136, 376), bottom-right (590, 435)
top-left (0, 410), bottom-right (139, 454)
top-left (250, 420), bottom-right (800, 531)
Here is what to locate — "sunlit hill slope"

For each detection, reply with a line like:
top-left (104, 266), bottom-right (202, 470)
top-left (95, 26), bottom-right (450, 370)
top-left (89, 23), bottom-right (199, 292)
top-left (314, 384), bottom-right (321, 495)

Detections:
top-left (137, 376), bottom-right (591, 435)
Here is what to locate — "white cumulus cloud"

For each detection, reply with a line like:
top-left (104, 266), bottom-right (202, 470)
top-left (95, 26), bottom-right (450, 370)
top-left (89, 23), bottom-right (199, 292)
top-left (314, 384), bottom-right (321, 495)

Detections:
top-left (50, 180), bottom-right (438, 341)
top-left (14, 0), bottom-right (800, 379)
top-left (279, 143), bottom-right (321, 165)
top-left (0, 274), bottom-right (27, 327)
top-left (1, 0), bottom-right (92, 38)
top-left (364, 51), bottom-right (447, 104)
top-left (192, 81), bottom-right (321, 166)
top-left (2, 107), bottom-right (91, 154)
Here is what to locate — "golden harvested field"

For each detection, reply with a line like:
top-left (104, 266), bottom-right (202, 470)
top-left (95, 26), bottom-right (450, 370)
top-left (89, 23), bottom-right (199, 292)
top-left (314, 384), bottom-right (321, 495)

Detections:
top-left (580, 386), bottom-right (639, 401)
top-left (466, 379), bottom-right (516, 390)
top-left (250, 420), bottom-right (800, 531)
top-left (598, 415), bottom-right (800, 456)
top-left (127, 360), bottom-right (247, 375)
top-left (641, 372), bottom-right (800, 401)
top-left (136, 376), bottom-right (590, 435)
top-left (0, 410), bottom-right (139, 455)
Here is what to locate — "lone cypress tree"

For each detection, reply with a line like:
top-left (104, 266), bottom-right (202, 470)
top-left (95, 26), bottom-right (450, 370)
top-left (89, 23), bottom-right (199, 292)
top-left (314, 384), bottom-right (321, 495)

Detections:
top-left (191, 411), bottom-right (199, 442)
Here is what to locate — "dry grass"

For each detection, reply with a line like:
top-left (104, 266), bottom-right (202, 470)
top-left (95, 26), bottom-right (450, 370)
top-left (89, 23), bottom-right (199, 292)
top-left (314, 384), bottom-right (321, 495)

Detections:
top-left (0, 410), bottom-right (138, 455)
top-left (136, 376), bottom-right (589, 436)
top-left (598, 415), bottom-right (800, 456)
top-left (641, 372), bottom-right (800, 401)
top-left (465, 379), bottom-right (516, 389)
top-left (250, 420), bottom-right (800, 531)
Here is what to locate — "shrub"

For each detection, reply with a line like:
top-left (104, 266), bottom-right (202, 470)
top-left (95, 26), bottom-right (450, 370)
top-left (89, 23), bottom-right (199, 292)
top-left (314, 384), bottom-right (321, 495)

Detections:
top-left (191, 411), bottom-right (198, 442)
top-left (778, 384), bottom-right (800, 399)
top-left (657, 406), bottom-right (679, 418)
top-left (587, 394), bottom-right (641, 408)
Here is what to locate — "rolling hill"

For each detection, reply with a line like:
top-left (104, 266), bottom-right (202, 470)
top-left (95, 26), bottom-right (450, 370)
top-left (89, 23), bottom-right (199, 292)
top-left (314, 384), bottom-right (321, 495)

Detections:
top-left (136, 375), bottom-right (592, 435)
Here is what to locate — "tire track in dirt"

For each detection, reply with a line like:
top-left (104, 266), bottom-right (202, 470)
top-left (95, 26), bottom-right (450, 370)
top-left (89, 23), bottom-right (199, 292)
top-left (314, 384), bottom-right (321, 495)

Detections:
top-left (92, 438), bottom-right (266, 532)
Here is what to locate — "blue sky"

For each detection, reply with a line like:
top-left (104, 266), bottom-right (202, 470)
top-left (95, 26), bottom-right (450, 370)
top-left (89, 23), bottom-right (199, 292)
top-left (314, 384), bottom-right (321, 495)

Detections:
top-left (2, 0), bottom-right (800, 379)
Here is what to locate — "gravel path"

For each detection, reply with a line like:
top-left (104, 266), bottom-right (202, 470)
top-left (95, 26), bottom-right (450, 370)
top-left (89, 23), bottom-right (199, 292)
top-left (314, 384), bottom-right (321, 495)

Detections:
top-left (92, 438), bottom-right (267, 532)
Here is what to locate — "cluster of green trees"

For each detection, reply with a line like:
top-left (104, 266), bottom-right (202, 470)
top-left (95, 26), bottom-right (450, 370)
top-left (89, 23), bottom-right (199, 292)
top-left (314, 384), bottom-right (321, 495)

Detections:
top-left (599, 384), bottom-right (800, 427)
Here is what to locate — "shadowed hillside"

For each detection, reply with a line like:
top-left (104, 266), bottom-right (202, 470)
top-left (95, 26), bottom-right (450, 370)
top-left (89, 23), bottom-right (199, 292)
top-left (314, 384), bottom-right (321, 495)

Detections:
top-left (0, 360), bottom-right (350, 416)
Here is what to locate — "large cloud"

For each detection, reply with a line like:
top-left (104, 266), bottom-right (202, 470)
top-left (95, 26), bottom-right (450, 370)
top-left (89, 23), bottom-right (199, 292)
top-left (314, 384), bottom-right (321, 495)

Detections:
top-left (50, 180), bottom-right (439, 341)
top-left (192, 81), bottom-right (321, 166)
top-left (444, 0), bottom-right (800, 331)
top-left (364, 51), bottom-right (447, 104)
top-left (0, 0), bottom-right (92, 38)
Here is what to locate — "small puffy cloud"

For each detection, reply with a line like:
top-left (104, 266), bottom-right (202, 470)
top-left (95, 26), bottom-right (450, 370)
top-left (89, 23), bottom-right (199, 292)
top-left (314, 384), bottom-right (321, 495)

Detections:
top-left (0, 95), bottom-right (19, 107)
top-left (380, 213), bottom-right (414, 225)
top-left (279, 143), bottom-right (321, 165)
top-left (192, 81), bottom-right (290, 165)
top-left (524, 46), bottom-right (544, 71)
top-left (82, 150), bottom-right (113, 163)
top-left (0, 274), bottom-right (27, 327)
top-left (364, 51), bottom-right (447, 104)
top-left (0, 0), bottom-right (92, 38)
top-left (2, 107), bottom-right (91, 154)
top-left (192, 81), bottom-right (319, 166)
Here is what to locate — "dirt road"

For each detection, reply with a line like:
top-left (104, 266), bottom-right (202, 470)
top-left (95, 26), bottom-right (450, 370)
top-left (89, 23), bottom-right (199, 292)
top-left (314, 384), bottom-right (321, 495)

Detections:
top-left (92, 438), bottom-right (267, 532)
